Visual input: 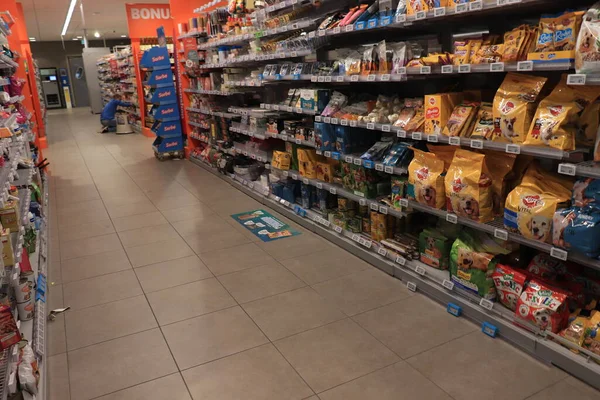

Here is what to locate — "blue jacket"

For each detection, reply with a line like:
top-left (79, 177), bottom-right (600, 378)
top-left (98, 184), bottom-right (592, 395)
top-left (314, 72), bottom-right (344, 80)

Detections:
top-left (101, 100), bottom-right (132, 120)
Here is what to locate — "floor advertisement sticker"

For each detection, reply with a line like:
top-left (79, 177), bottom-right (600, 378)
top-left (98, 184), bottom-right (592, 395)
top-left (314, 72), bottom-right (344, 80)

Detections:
top-left (231, 209), bottom-right (301, 242)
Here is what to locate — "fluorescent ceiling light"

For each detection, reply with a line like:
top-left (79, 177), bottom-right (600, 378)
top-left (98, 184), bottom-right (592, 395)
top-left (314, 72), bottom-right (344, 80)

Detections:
top-left (29, 37), bottom-right (36, 41)
top-left (94, 31), bottom-right (100, 38)
top-left (72, 38), bottom-right (79, 40)
top-left (76, 36), bottom-right (82, 39)
top-left (61, 0), bottom-right (78, 36)
top-left (121, 35), bottom-right (127, 37)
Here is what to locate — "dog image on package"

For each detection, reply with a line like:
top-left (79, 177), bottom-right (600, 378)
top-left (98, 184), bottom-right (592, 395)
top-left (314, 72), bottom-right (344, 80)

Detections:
top-left (408, 148), bottom-right (445, 209)
top-left (504, 162), bottom-right (572, 243)
top-left (444, 149), bottom-right (494, 223)
top-left (492, 73), bottom-right (547, 143)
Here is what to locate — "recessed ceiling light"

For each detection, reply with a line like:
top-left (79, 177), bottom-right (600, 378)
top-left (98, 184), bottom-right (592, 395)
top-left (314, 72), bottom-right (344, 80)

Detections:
top-left (121, 35), bottom-right (127, 38)
top-left (76, 36), bottom-right (82, 39)
top-left (94, 32), bottom-right (100, 38)
top-left (72, 38), bottom-right (79, 40)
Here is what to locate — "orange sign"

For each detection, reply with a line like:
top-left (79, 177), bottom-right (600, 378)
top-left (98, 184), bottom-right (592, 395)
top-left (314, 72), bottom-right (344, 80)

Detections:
top-left (125, 3), bottom-right (173, 39)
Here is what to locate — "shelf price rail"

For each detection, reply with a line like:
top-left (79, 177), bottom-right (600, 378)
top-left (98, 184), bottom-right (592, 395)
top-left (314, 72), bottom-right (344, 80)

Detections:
top-left (189, 154), bottom-right (600, 390)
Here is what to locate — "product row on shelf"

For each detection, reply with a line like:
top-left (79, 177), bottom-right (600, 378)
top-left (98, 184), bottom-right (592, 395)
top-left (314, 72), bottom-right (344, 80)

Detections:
top-left (176, 0), bottom-right (600, 390)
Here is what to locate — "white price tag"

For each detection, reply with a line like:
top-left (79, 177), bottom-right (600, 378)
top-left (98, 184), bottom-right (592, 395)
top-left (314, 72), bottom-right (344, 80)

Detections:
top-left (415, 265), bottom-right (426, 276)
top-left (382, 125), bottom-right (391, 132)
top-left (384, 166), bottom-right (394, 174)
top-left (449, 136), bottom-right (461, 146)
top-left (469, 0), bottom-right (483, 11)
top-left (399, 198), bottom-right (409, 208)
top-left (441, 65), bottom-right (453, 74)
top-left (325, 76), bottom-right (332, 82)
top-left (497, 0), bottom-right (508, 5)
top-left (353, 158), bottom-right (362, 166)
top-left (282, 171), bottom-right (289, 177)
top-left (378, 247), bottom-right (388, 257)
top-left (396, 14), bottom-right (406, 24)
top-left (352, 234), bottom-right (360, 242)
top-left (359, 199), bottom-right (366, 206)
top-left (455, 3), bottom-right (468, 13)
top-left (329, 187), bottom-right (337, 195)
top-left (350, 120), bottom-right (358, 127)
top-left (490, 62), bottom-right (505, 72)
top-left (506, 144), bottom-right (521, 154)
top-left (434, 7), bottom-right (446, 17)
top-left (427, 134), bottom-right (439, 143)
top-left (381, 74), bottom-right (391, 81)
top-left (334, 225), bottom-right (343, 233)
top-left (340, 119), bottom-right (349, 126)
top-left (345, 156), bottom-right (353, 163)
top-left (303, 178), bottom-right (309, 185)
top-left (558, 163), bottom-right (577, 176)
top-left (311, 76), bottom-right (318, 82)
top-left (295, 138), bottom-right (302, 144)
top-left (415, 10), bottom-right (427, 20)
top-left (324, 151), bottom-right (331, 157)
top-left (367, 75), bottom-right (376, 81)
top-left (370, 203), bottom-right (379, 211)
top-left (458, 64), bottom-right (471, 73)
top-left (470, 139), bottom-right (484, 149)
top-left (243, 151), bottom-right (249, 156)
top-left (351, 75), bottom-right (359, 82)
top-left (291, 173), bottom-right (298, 180)
top-left (315, 116), bottom-right (322, 122)
top-left (323, 117), bottom-right (331, 123)
top-left (375, 164), bottom-right (384, 171)
top-left (331, 118), bottom-right (339, 124)
top-left (249, 182), bottom-right (254, 189)
top-left (442, 279), bottom-right (455, 291)
top-left (412, 132), bottom-right (422, 140)
top-left (517, 61), bottom-right (533, 71)
top-left (295, 107), bottom-right (303, 113)
top-left (407, 282), bottom-right (417, 292)
top-left (318, 30), bottom-right (326, 36)
top-left (379, 206), bottom-right (388, 214)
top-left (316, 150), bottom-right (323, 155)
top-left (396, 256), bottom-right (406, 265)
top-left (318, 76), bottom-right (324, 82)
top-left (479, 298), bottom-right (494, 311)
top-left (494, 229), bottom-right (509, 241)
top-left (397, 130), bottom-right (407, 138)
top-left (397, 67), bottom-right (407, 75)
top-left (567, 74), bottom-right (587, 86)
top-left (273, 105), bottom-right (280, 110)
top-left (333, 27), bottom-right (341, 34)
top-left (446, 213), bottom-right (458, 224)
top-left (420, 66), bottom-right (431, 74)
top-left (345, 25), bottom-right (354, 32)
top-left (550, 247), bottom-right (568, 261)
top-left (265, 104), bottom-right (272, 110)
top-left (336, 76), bottom-right (345, 82)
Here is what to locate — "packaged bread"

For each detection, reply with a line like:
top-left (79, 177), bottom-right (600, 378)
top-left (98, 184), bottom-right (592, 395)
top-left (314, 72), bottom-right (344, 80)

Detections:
top-left (575, 2), bottom-right (600, 74)
top-left (492, 73), bottom-right (547, 144)
top-left (504, 162), bottom-right (573, 243)
top-left (468, 102), bottom-right (494, 139)
top-left (444, 149), bottom-right (494, 223)
top-left (408, 148), bottom-right (445, 209)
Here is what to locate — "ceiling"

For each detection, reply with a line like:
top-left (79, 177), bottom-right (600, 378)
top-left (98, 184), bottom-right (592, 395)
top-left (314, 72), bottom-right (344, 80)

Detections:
top-left (20, 0), bottom-right (168, 41)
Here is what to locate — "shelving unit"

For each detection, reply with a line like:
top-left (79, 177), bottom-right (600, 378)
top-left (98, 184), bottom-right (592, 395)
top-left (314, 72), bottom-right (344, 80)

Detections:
top-left (179, 0), bottom-right (600, 391)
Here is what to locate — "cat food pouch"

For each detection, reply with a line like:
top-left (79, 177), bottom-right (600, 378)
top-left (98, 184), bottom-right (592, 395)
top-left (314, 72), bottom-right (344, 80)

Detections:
top-left (492, 264), bottom-right (527, 311)
top-left (444, 149), bottom-right (494, 223)
top-left (408, 148), bottom-right (445, 209)
top-left (492, 73), bottom-right (547, 144)
top-left (504, 162), bottom-right (573, 243)
top-left (516, 280), bottom-right (570, 333)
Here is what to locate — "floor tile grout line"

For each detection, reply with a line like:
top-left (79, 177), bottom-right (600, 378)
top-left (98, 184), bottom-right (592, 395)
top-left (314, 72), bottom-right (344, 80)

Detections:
top-left (522, 377), bottom-right (570, 400)
top-left (86, 372), bottom-right (186, 400)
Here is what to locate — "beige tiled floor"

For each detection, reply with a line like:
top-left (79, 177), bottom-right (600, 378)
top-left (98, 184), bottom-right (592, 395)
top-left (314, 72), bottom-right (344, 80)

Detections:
top-left (46, 108), bottom-right (599, 400)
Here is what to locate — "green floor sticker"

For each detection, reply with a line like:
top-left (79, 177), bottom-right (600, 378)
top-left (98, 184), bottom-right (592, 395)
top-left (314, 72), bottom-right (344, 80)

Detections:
top-left (231, 209), bottom-right (301, 242)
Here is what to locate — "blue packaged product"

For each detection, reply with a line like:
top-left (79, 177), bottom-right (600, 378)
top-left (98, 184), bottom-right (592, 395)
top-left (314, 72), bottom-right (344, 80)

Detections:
top-left (271, 182), bottom-right (285, 198)
top-left (572, 178), bottom-right (600, 209)
top-left (315, 122), bottom-right (335, 151)
top-left (335, 126), bottom-right (352, 154)
top-left (301, 183), bottom-right (312, 209)
top-left (553, 206), bottom-right (600, 258)
top-left (282, 185), bottom-right (296, 204)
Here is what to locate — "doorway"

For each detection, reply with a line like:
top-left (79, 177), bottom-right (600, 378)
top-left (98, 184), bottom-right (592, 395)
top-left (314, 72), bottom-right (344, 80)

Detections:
top-left (67, 56), bottom-right (90, 107)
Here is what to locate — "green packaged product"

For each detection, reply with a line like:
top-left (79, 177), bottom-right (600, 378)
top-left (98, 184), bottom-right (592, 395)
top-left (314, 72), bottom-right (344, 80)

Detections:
top-left (419, 229), bottom-right (450, 270)
top-left (347, 216), bottom-right (362, 233)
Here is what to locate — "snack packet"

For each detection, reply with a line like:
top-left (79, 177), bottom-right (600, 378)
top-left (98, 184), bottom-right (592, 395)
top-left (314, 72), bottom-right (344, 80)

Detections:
top-left (535, 15), bottom-right (556, 52)
top-left (554, 11), bottom-right (584, 51)
top-left (516, 279), bottom-right (570, 333)
top-left (468, 102), bottom-right (494, 139)
top-left (408, 148), bottom-right (446, 209)
top-left (575, 2), bottom-right (600, 74)
top-left (453, 40), bottom-right (472, 65)
top-left (492, 264), bottom-right (527, 311)
top-left (442, 103), bottom-right (478, 137)
top-left (492, 73), bottom-right (547, 144)
top-left (444, 149), bottom-right (494, 223)
top-left (582, 312), bottom-right (600, 358)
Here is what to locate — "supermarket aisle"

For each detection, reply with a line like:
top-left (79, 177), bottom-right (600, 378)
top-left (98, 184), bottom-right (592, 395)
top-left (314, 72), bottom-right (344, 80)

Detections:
top-left (44, 108), bottom-right (598, 400)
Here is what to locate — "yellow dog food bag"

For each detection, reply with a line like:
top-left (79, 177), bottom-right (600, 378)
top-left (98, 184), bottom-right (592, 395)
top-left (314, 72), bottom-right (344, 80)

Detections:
top-left (408, 148), bottom-right (446, 209)
top-left (425, 93), bottom-right (463, 135)
top-left (524, 76), bottom-right (600, 150)
top-left (481, 150), bottom-right (516, 217)
top-left (445, 149), bottom-right (494, 223)
top-left (492, 73), bottom-right (547, 144)
top-left (504, 162), bottom-right (572, 243)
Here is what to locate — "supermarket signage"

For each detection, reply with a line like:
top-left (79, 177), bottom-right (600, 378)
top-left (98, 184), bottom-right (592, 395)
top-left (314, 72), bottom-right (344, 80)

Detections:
top-left (125, 4), bottom-right (173, 39)
top-left (231, 209), bottom-right (301, 242)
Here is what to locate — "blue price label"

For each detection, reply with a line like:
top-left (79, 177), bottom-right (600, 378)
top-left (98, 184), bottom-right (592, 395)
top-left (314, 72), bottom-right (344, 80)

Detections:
top-left (380, 16), bottom-right (392, 26)
top-left (331, 152), bottom-right (340, 160)
top-left (367, 18), bottom-right (378, 29)
top-left (363, 160), bottom-right (374, 169)
top-left (355, 22), bottom-right (366, 30)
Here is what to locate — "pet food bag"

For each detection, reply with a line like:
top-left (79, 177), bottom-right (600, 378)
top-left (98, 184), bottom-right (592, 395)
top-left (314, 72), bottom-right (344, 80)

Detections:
top-left (425, 93), bottom-right (463, 135)
top-left (504, 162), bottom-right (572, 243)
top-left (526, 253), bottom-right (567, 280)
top-left (441, 103), bottom-right (478, 137)
top-left (575, 2), bottom-right (600, 74)
top-left (492, 73), bottom-right (547, 144)
top-left (408, 149), bottom-right (446, 209)
top-left (449, 231), bottom-right (500, 300)
top-left (553, 206), bottom-right (600, 258)
top-left (572, 178), bottom-right (600, 208)
top-left (444, 149), bottom-right (494, 223)
top-left (516, 280), bottom-right (570, 333)
top-left (492, 264), bottom-right (527, 311)
top-left (468, 102), bottom-right (494, 139)
top-left (481, 150), bottom-right (516, 217)
top-left (419, 229), bottom-right (450, 270)
top-left (524, 76), bottom-right (600, 151)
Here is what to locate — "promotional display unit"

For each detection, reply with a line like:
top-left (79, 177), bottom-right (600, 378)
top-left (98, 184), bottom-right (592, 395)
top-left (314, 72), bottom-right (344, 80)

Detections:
top-left (0, 3), bottom-right (50, 399)
top-left (168, 0), bottom-right (600, 390)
